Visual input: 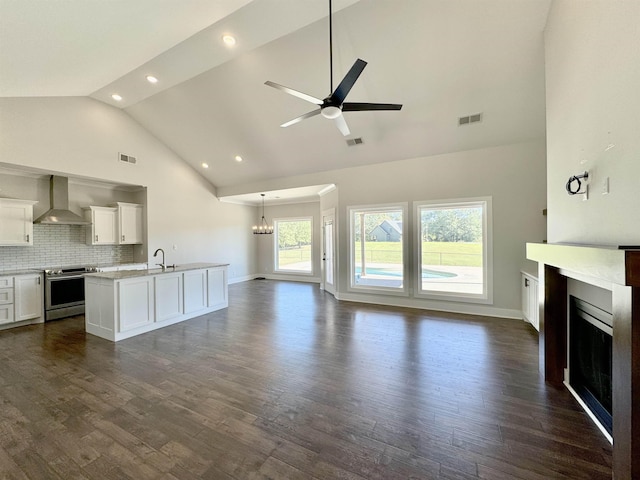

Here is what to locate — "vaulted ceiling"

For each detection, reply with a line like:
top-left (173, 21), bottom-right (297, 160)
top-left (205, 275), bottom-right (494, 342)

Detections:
top-left (1, 0), bottom-right (551, 193)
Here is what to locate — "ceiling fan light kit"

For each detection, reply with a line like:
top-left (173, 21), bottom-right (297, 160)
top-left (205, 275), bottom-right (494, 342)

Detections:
top-left (265, 0), bottom-right (402, 136)
top-left (321, 105), bottom-right (342, 119)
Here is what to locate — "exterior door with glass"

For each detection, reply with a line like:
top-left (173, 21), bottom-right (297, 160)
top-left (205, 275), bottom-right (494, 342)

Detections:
top-left (322, 209), bottom-right (336, 296)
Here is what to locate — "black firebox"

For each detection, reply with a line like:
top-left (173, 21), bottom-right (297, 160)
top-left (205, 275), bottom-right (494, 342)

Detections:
top-left (569, 296), bottom-right (613, 435)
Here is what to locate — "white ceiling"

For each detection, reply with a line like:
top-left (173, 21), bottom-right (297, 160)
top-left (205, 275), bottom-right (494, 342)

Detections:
top-left (0, 0), bottom-right (551, 196)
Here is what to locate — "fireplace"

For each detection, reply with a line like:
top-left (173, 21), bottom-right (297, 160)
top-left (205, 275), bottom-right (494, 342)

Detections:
top-left (569, 296), bottom-right (612, 435)
top-left (527, 242), bottom-right (640, 480)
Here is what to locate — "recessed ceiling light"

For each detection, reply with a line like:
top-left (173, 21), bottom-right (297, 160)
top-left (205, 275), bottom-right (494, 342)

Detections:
top-left (111, 94), bottom-right (122, 101)
top-left (201, 163), bottom-right (209, 169)
top-left (234, 155), bottom-right (243, 162)
top-left (146, 75), bottom-right (159, 84)
top-left (222, 34), bottom-right (236, 47)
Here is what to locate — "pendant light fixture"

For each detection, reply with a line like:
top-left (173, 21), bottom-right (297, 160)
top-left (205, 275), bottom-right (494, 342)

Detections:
top-left (253, 194), bottom-right (273, 234)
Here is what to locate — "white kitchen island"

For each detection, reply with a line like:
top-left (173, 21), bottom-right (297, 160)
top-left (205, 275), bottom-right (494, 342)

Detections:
top-left (85, 263), bottom-right (228, 341)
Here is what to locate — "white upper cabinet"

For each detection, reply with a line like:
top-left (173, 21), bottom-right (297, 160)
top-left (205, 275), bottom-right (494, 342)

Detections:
top-left (0, 198), bottom-right (37, 246)
top-left (113, 202), bottom-right (143, 245)
top-left (83, 206), bottom-right (118, 245)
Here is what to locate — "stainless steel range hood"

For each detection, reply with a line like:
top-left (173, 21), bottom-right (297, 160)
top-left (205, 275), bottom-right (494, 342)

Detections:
top-left (34, 175), bottom-right (91, 225)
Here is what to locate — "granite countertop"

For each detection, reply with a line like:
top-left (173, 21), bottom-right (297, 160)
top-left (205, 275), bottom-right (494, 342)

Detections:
top-left (0, 268), bottom-right (44, 277)
top-left (94, 262), bottom-right (148, 268)
top-left (86, 262), bottom-right (229, 280)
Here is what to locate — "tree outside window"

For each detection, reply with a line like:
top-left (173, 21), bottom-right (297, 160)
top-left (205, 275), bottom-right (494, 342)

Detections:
top-left (274, 218), bottom-right (312, 273)
top-left (417, 199), bottom-right (491, 301)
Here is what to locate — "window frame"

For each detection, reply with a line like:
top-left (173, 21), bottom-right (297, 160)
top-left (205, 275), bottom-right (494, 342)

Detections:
top-left (347, 203), bottom-right (409, 296)
top-left (273, 216), bottom-right (314, 275)
top-left (414, 197), bottom-right (493, 304)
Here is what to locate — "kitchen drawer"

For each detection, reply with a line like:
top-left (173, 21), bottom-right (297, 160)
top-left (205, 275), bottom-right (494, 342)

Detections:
top-left (0, 304), bottom-right (14, 324)
top-left (0, 288), bottom-right (13, 304)
top-left (0, 277), bottom-right (13, 288)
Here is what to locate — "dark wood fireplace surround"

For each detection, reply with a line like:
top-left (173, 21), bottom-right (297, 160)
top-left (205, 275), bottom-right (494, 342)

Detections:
top-left (527, 243), bottom-right (640, 480)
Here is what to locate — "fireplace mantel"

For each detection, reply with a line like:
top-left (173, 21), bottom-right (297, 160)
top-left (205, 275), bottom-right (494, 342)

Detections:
top-left (526, 242), bottom-right (640, 480)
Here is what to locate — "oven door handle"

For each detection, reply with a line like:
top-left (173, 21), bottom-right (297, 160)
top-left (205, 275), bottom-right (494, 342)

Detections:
top-left (46, 274), bottom-right (86, 281)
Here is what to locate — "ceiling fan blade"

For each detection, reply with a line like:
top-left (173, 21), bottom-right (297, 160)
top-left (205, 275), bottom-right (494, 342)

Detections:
top-left (265, 81), bottom-right (323, 105)
top-left (281, 109), bottom-right (322, 128)
top-left (330, 58), bottom-right (367, 104)
top-left (334, 114), bottom-right (350, 136)
top-left (342, 102), bottom-right (403, 112)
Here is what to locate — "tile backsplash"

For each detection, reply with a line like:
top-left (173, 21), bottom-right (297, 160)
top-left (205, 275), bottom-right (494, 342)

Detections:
top-left (0, 224), bottom-right (134, 271)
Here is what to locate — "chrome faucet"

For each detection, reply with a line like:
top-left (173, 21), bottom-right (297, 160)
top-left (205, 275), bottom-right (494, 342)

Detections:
top-left (153, 248), bottom-right (166, 269)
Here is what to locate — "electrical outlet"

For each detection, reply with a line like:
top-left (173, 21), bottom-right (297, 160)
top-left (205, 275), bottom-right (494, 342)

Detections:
top-left (602, 177), bottom-right (610, 195)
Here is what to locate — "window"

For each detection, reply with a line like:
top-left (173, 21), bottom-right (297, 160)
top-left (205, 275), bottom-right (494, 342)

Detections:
top-left (416, 197), bottom-right (492, 303)
top-left (274, 217), bottom-right (313, 274)
top-left (349, 204), bottom-right (407, 294)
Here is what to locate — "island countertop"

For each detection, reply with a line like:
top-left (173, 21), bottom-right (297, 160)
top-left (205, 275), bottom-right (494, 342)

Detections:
top-left (86, 262), bottom-right (229, 280)
top-left (85, 262), bottom-right (229, 342)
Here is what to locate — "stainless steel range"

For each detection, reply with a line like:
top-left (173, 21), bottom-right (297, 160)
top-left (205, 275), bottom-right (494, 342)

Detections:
top-left (44, 266), bottom-right (97, 321)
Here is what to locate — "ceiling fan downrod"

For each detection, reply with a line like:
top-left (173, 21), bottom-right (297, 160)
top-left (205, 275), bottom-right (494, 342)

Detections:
top-left (329, 0), bottom-right (333, 94)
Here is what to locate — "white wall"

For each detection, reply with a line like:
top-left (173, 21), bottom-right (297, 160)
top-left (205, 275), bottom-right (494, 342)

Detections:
top-left (0, 97), bottom-right (257, 280)
top-left (545, 1), bottom-right (640, 245)
top-left (219, 140), bottom-right (547, 318)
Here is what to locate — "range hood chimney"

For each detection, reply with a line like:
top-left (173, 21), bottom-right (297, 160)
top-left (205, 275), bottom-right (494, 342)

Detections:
top-left (33, 175), bottom-right (91, 225)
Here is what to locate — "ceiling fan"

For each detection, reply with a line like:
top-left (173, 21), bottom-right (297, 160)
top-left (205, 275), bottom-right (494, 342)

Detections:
top-left (265, 0), bottom-right (402, 136)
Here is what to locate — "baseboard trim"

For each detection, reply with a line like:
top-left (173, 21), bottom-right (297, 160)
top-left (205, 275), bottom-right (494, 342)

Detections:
top-left (263, 273), bottom-right (321, 284)
top-left (234, 274), bottom-right (321, 284)
top-left (234, 277), bottom-right (521, 319)
top-left (228, 274), bottom-right (257, 285)
top-left (335, 292), bottom-right (522, 320)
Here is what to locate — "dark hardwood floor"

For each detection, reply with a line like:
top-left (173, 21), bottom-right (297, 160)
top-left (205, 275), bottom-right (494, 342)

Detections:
top-left (0, 280), bottom-right (612, 479)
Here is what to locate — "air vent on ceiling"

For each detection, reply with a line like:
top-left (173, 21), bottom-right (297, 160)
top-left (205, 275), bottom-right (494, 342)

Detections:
top-left (346, 137), bottom-right (364, 146)
top-left (118, 152), bottom-right (137, 165)
top-left (458, 113), bottom-right (483, 126)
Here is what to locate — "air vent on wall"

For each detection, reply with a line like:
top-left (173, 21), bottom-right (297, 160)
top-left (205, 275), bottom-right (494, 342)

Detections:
top-left (458, 113), bottom-right (482, 126)
top-left (118, 152), bottom-right (137, 165)
top-left (346, 137), bottom-right (364, 146)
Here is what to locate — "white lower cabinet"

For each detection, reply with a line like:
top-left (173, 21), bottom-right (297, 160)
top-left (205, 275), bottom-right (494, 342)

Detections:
top-left (155, 272), bottom-right (183, 322)
top-left (15, 274), bottom-right (43, 322)
top-left (183, 269), bottom-right (207, 314)
top-left (521, 272), bottom-right (539, 331)
top-left (0, 273), bottom-right (43, 327)
top-left (118, 277), bottom-right (154, 332)
top-left (0, 304), bottom-right (14, 325)
top-left (207, 267), bottom-right (227, 309)
top-left (85, 264), bottom-right (228, 341)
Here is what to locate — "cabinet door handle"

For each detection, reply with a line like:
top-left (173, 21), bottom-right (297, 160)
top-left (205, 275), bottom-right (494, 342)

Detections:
top-left (96, 235), bottom-right (99, 242)
top-left (26, 234), bottom-right (29, 242)
top-left (524, 278), bottom-right (529, 287)
top-left (37, 276), bottom-right (41, 285)
top-left (122, 235), bottom-right (125, 242)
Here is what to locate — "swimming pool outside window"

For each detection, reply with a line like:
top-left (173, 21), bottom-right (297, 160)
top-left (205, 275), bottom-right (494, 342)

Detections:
top-left (348, 204), bottom-right (408, 295)
top-left (415, 197), bottom-right (492, 303)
